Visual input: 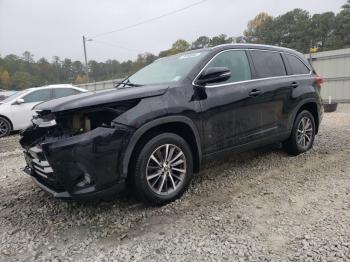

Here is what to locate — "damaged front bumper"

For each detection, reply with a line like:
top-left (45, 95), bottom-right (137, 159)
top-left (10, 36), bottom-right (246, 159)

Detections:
top-left (21, 124), bottom-right (134, 199)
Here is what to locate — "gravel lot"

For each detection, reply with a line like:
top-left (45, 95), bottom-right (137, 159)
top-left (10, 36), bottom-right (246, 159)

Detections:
top-left (0, 104), bottom-right (350, 261)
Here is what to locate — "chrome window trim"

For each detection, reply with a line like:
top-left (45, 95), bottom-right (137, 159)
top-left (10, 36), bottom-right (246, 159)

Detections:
top-left (192, 48), bottom-right (312, 88)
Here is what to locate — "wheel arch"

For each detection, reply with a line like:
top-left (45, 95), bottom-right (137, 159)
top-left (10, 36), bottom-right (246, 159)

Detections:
top-left (0, 114), bottom-right (13, 131)
top-left (122, 116), bottom-right (202, 178)
top-left (293, 99), bottom-right (320, 134)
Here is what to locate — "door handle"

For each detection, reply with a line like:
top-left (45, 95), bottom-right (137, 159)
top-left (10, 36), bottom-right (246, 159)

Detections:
top-left (249, 89), bottom-right (261, 97)
top-left (291, 82), bottom-right (299, 88)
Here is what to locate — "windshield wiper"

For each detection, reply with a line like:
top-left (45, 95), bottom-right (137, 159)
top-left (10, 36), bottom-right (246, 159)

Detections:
top-left (115, 79), bottom-right (142, 88)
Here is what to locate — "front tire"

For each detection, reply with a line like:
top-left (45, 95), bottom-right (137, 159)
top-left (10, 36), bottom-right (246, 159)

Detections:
top-left (0, 117), bottom-right (11, 138)
top-left (132, 133), bottom-right (193, 205)
top-left (283, 110), bottom-right (315, 156)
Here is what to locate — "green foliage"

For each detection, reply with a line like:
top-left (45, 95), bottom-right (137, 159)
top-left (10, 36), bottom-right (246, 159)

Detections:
top-left (334, 0), bottom-right (350, 48)
top-left (12, 72), bottom-right (33, 90)
top-left (209, 34), bottom-right (233, 46)
top-left (274, 9), bottom-right (312, 53)
top-left (1, 1), bottom-right (349, 90)
top-left (243, 1), bottom-right (350, 52)
top-left (311, 12), bottom-right (336, 50)
top-left (244, 12), bottom-right (274, 44)
top-left (191, 36), bottom-right (210, 49)
top-left (170, 39), bottom-right (190, 54)
top-left (159, 39), bottom-right (191, 57)
top-left (0, 70), bottom-right (12, 90)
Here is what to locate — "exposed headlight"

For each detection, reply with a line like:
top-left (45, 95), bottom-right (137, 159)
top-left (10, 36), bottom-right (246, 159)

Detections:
top-left (33, 118), bottom-right (57, 127)
top-left (32, 112), bottom-right (57, 127)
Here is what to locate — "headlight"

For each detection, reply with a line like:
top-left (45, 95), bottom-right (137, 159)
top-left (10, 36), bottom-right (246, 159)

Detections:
top-left (32, 111), bottom-right (57, 127)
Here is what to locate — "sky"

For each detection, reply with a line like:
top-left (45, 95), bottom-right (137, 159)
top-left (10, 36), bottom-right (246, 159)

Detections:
top-left (0, 0), bottom-right (346, 62)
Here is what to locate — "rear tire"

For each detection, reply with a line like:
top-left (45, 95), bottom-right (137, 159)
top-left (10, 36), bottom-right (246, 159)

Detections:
top-left (283, 110), bottom-right (315, 156)
top-left (0, 117), bottom-right (11, 138)
top-left (131, 133), bottom-right (193, 205)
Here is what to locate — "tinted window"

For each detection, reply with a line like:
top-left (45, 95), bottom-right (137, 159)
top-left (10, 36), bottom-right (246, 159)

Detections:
top-left (22, 89), bottom-right (52, 103)
top-left (285, 54), bottom-right (310, 75)
top-left (53, 88), bottom-right (80, 98)
top-left (251, 50), bottom-right (286, 78)
top-left (206, 50), bottom-right (251, 85)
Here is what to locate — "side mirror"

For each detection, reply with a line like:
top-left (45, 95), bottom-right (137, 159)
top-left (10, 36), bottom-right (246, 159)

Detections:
top-left (16, 98), bottom-right (25, 105)
top-left (196, 67), bottom-right (231, 86)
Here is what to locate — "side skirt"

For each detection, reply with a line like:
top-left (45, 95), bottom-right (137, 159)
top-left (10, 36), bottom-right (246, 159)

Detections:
top-left (202, 131), bottom-right (291, 163)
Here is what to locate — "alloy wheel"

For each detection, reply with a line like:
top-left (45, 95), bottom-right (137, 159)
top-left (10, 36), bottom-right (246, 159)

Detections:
top-left (0, 119), bottom-right (9, 137)
top-left (296, 116), bottom-right (313, 149)
top-left (146, 144), bottom-right (187, 196)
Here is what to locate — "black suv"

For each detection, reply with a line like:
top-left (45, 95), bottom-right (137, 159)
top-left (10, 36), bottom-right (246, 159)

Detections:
top-left (20, 44), bottom-right (323, 205)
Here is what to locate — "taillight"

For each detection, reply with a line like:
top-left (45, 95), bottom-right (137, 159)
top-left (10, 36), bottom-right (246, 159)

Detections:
top-left (315, 75), bottom-right (324, 86)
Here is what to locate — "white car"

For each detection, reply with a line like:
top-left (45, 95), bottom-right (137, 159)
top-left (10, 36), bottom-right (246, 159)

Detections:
top-left (0, 84), bottom-right (87, 137)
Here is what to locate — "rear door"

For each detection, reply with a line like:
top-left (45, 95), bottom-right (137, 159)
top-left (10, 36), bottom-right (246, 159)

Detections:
top-left (247, 49), bottom-right (293, 136)
top-left (282, 53), bottom-right (313, 128)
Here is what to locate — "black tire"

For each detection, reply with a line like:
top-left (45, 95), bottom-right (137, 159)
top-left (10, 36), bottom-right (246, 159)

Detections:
top-left (0, 117), bottom-right (11, 138)
top-left (283, 110), bottom-right (315, 156)
top-left (131, 133), bottom-right (193, 205)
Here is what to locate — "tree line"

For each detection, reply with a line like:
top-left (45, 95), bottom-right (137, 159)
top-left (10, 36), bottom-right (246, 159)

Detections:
top-left (0, 0), bottom-right (349, 90)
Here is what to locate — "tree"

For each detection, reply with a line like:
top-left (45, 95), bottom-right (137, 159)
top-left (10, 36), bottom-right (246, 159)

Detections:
top-left (60, 58), bottom-right (77, 83)
top-left (235, 36), bottom-right (246, 43)
top-left (12, 72), bottom-right (33, 90)
top-left (311, 12), bottom-right (336, 50)
top-left (158, 49), bottom-right (172, 57)
top-left (334, 0), bottom-right (350, 48)
top-left (191, 36), bottom-right (210, 49)
top-left (22, 51), bottom-right (34, 63)
top-left (159, 39), bottom-right (190, 57)
top-left (209, 34), bottom-right (233, 46)
top-left (36, 57), bottom-right (53, 84)
top-left (169, 39), bottom-right (190, 54)
top-left (0, 70), bottom-right (12, 89)
top-left (74, 74), bottom-right (88, 84)
top-left (72, 61), bottom-right (84, 77)
top-left (244, 12), bottom-right (274, 44)
top-left (120, 60), bottom-right (133, 76)
top-left (52, 56), bottom-right (61, 82)
top-left (131, 53), bottom-right (156, 73)
top-left (2, 54), bottom-right (20, 74)
top-left (273, 9), bottom-right (312, 53)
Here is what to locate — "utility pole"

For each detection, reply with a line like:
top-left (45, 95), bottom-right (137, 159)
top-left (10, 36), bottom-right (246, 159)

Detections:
top-left (82, 35), bottom-right (89, 81)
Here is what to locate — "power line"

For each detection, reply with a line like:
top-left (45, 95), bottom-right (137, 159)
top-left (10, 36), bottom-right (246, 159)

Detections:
top-left (88, 0), bottom-right (209, 39)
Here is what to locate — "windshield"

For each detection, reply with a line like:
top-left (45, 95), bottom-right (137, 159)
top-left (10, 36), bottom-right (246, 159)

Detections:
top-left (1, 90), bottom-right (26, 103)
top-left (128, 51), bottom-right (209, 85)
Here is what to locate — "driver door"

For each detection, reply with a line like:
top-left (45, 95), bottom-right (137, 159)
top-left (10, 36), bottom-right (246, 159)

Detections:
top-left (198, 49), bottom-right (273, 156)
top-left (10, 89), bottom-right (53, 130)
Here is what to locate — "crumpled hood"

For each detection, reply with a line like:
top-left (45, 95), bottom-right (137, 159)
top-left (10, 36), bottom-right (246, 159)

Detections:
top-left (35, 84), bottom-right (169, 113)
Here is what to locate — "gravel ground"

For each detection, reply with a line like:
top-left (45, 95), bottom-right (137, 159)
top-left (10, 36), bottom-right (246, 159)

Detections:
top-left (0, 104), bottom-right (350, 261)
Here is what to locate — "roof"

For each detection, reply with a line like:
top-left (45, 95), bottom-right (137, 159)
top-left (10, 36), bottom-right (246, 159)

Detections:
top-left (210, 43), bottom-right (301, 55)
top-left (31, 84), bottom-right (74, 89)
top-left (163, 43), bottom-right (304, 60)
top-left (26, 84), bottom-right (85, 92)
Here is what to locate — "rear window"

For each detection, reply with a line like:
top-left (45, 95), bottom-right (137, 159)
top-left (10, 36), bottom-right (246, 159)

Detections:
top-left (285, 54), bottom-right (310, 75)
top-left (250, 50), bottom-right (286, 78)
